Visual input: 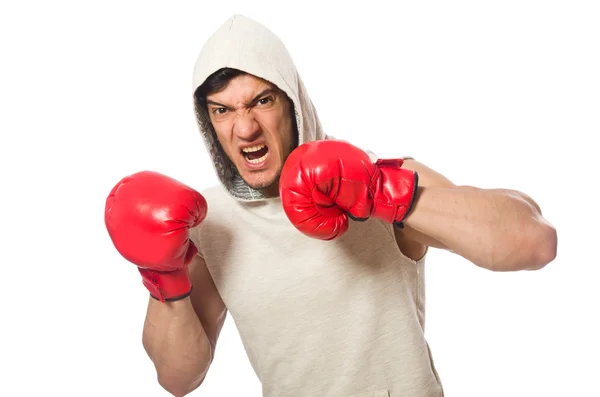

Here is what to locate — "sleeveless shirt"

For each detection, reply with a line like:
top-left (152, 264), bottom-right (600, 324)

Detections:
top-left (190, 186), bottom-right (444, 397)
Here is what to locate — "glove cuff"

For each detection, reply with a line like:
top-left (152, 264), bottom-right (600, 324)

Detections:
top-left (138, 267), bottom-right (193, 302)
top-left (372, 159), bottom-right (419, 224)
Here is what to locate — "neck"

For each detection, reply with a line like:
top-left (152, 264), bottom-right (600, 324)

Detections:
top-left (260, 180), bottom-right (280, 198)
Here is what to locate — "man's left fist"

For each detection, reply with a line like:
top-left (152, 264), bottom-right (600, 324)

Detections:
top-left (279, 140), bottom-right (418, 240)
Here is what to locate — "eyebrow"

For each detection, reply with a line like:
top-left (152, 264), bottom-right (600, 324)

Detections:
top-left (206, 88), bottom-right (277, 108)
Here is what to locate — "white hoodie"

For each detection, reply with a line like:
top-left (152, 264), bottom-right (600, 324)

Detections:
top-left (189, 15), bottom-right (444, 397)
top-left (192, 14), bottom-right (328, 202)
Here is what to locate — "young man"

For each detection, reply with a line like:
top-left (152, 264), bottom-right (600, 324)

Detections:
top-left (105, 14), bottom-right (557, 397)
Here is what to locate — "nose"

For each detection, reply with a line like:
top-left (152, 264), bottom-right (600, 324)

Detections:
top-left (232, 110), bottom-right (260, 141)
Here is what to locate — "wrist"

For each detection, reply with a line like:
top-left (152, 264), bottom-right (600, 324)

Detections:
top-left (372, 159), bottom-right (419, 224)
top-left (139, 267), bottom-right (193, 303)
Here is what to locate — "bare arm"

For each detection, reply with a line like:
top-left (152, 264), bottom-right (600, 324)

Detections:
top-left (395, 159), bottom-right (557, 271)
top-left (142, 255), bottom-right (227, 396)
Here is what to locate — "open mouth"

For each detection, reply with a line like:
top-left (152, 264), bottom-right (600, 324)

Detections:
top-left (242, 144), bottom-right (269, 164)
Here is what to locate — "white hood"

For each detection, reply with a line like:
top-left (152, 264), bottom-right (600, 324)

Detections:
top-left (192, 14), bottom-right (329, 201)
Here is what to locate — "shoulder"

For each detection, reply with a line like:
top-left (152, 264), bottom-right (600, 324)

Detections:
top-left (200, 184), bottom-right (229, 200)
top-left (199, 184), bottom-right (238, 212)
top-left (191, 184), bottom-right (236, 239)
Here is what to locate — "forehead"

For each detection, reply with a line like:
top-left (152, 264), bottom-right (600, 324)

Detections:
top-left (208, 74), bottom-right (276, 102)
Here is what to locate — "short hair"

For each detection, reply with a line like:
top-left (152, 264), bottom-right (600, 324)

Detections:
top-left (194, 67), bottom-right (247, 107)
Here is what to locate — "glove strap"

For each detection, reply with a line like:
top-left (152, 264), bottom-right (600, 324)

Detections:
top-left (138, 267), bottom-right (193, 303)
top-left (372, 159), bottom-right (419, 225)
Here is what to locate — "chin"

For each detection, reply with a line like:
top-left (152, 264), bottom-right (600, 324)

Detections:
top-left (242, 170), bottom-right (281, 191)
top-left (246, 176), bottom-right (278, 191)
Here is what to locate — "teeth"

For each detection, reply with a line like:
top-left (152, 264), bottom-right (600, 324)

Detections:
top-left (242, 144), bottom-right (266, 153)
top-left (247, 152), bottom-right (268, 164)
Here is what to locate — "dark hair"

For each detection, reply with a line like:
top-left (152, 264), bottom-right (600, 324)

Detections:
top-left (194, 67), bottom-right (247, 106)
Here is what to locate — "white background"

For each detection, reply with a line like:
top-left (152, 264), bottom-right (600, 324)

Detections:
top-left (1, 1), bottom-right (598, 396)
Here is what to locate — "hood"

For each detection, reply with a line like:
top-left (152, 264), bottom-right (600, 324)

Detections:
top-left (192, 14), bottom-right (329, 202)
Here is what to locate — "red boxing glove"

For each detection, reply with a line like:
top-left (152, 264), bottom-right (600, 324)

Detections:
top-left (105, 171), bottom-right (208, 302)
top-left (279, 140), bottom-right (418, 240)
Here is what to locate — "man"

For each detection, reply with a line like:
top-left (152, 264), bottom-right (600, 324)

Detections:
top-left (104, 14), bottom-right (557, 397)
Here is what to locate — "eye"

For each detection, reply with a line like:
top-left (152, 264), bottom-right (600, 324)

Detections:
top-left (257, 96), bottom-right (273, 106)
top-left (212, 107), bottom-right (228, 115)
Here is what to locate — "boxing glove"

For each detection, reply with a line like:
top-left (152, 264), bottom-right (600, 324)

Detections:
top-left (105, 171), bottom-right (208, 302)
top-left (279, 140), bottom-right (418, 240)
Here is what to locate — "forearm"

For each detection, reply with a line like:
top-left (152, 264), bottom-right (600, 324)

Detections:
top-left (403, 185), bottom-right (557, 271)
top-left (142, 297), bottom-right (212, 396)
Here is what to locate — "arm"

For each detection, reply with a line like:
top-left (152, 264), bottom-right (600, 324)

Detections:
top-left (142, 255), bottom-right (227, 396)
top-left (278, 140), bottom-right (556, 271)
top-left (396, 159), bottom-right (557, 272)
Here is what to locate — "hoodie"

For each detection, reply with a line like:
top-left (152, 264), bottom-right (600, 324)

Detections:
top-left (192, 14), bottom-right (329, 202)
top-left (189, 15), bottom-right (444, 397)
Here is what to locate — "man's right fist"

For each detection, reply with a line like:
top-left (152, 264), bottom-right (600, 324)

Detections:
top-left (104, 171), bottom-right (208, 302)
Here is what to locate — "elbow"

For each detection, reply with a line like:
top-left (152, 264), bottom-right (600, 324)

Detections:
top-left (509, 223), bottom-right (557, 271)
top-left (516, 195), bottom-right (558, 271)
top-left (486, 222), bottom-right (557, 272)
top-left (526, 223), bottom-right (557, 270)
top-left (157, 373), bottom-right (205, 397)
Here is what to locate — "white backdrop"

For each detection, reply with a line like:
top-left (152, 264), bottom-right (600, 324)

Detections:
top-left (1, 1), bottom-right (598, 396)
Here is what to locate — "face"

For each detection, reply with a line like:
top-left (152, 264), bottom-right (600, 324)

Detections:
top-left (206, 74), bottom-right (296, 196)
